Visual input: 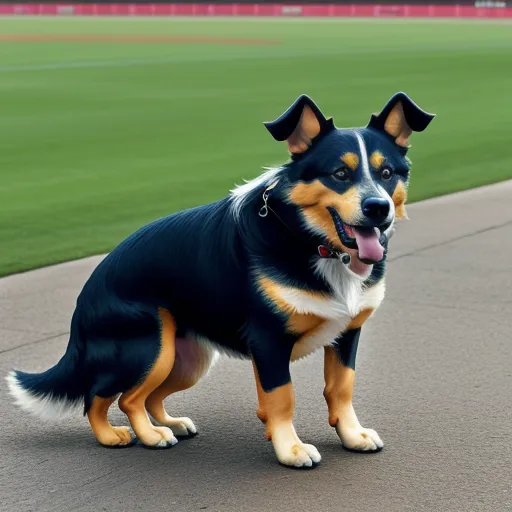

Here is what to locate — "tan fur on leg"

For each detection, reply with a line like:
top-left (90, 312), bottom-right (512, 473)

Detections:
top-left (118, 308), bottom-right (178, 448)
top-left (146, 339), bottom-right (215, 436)
top-left (88, 396), bottom-right (133, 447)
top-left (253, 367), bottom-right (321, 468)
top-left (324, 346), bottom-right (383, 452)
top-left (146, 374), bottom-right (198, 437)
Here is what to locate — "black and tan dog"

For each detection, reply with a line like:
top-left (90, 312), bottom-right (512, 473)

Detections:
top-left (7, 92), bottom-right (434, 468)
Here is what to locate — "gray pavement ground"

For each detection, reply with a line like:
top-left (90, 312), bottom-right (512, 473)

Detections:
top-left (1, 181), bottom-right (511, 512)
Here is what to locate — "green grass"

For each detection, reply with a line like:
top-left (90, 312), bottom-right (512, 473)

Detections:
top-left (1, 17), bottom-right (512, 276)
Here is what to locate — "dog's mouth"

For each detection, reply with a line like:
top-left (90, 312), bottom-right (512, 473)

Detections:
top-left (326, 206), bottom-right (390, 264)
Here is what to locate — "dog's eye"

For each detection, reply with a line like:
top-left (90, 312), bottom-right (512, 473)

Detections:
top-left (381, 167), bottom-right (393, 181)
top-left (333, 166), bottom-right (350, 181)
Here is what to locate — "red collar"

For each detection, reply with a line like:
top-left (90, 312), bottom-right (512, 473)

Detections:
top-left (317, 245), bottom-right (351, 264)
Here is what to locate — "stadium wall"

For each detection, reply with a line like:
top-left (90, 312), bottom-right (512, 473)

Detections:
top-left (1, 2), bottom-right (511, 17)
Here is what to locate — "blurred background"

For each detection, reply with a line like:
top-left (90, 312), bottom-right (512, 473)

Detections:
top-left (0, 0), bottom-right (511, 276)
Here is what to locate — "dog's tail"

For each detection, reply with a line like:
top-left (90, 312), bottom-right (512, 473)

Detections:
top-left (6, 315), bottom-right (87, 421)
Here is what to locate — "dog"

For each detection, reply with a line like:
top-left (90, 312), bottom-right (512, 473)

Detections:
top-left (7, 92), bottom-right (434, 468)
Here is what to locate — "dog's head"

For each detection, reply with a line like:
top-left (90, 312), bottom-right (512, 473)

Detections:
top-left (264, 92), bottom-right (434, 271)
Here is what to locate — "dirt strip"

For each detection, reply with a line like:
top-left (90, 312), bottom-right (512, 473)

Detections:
top-left (0, 33), bottom-right (281, 45)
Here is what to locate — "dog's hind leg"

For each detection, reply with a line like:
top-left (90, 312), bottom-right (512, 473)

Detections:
top-left (146, 338), bottom-right (217, 438)
top-left (87, 395), bottom-right (135, 448)
top-left (145, 376), bottom-right (196, 438)
top-left (118, 308), bottom-right (178, 449)
top-left (323, 328), bottom-right (383, 453)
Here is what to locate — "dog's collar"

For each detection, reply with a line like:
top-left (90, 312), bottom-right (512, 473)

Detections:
top-left (259, 179), bottom-right (350, 263)
top-left (317, 244), bottom-right (349, 262)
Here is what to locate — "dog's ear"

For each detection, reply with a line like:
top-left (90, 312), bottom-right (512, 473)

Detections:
top-left (368, 92), bottom-right (435, 149)
top-left (264, 95), bottom-right (334, 155)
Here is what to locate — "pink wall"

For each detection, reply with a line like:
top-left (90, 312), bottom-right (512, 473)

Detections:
top-left (1, 3), bottom-right (511, 18)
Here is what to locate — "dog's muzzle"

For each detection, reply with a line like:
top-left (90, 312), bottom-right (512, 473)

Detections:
top-left (327, 206), bottom-right (390, 264)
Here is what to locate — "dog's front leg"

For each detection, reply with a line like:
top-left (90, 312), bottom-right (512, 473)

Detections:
top-left (252, 345), bottom-right (321, 468)
top-left (324, 328), bottom-right (383, 452)
top-left (252, 360), bottom-right (269, 426)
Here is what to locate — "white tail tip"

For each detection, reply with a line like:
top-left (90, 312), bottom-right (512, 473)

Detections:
top-left (6, 371), bottom-right (83, 421)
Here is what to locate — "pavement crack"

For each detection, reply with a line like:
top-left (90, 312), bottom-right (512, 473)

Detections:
top-left (0, 331), bottom-right (69, 355)
top-left (389, 218), bottom-right (512, 262)
top-left (0, 325), bottom-right (58, 335)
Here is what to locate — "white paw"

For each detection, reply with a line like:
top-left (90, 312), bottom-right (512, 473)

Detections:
top-left (301, 443), bottom-right (322, 464)
top-left (172, 417), bottom-right (197, 437)
top-left (154, 437), bottom-right (178, 448)
top-left (277, 443), bottom-right (321, 468)
top-left (338, 425), bottom-right (383, 452)
top-left (154, 426), bottom-right (178, 446)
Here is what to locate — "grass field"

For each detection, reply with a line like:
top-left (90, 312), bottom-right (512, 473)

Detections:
top-left (1, 17), bottom-right (512, 276)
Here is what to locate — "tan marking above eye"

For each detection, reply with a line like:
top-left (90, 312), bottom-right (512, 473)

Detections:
top-left (370, 151), bottom-right (385, 169)
top-left (340, 153), bottom-right (359, 171)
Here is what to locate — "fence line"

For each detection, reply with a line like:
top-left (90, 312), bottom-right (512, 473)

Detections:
top-left (1, 3), bottom-right (512, 18)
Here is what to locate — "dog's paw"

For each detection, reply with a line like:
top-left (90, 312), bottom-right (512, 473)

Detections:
top-left (98, 426), bottom-right (137, 449)
top-left (154, 426), bottom-right (179, 445)
top-left (301, 443), bottom-right (322, 464)
top-left (154, 417), bottom-right (197, 438)
top-left (277, 443), bottom-right (322, 469)
top-left (112, 426), bottom-right (134, 445)
top-left (170, 417), bottom-right (197, 438)
top-left (138, 426), bottom-right (178, 449)
top-left (337, 425), bottom-right (383, 452)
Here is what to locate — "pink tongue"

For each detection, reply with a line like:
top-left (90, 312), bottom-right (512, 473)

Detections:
top-left (353, 227), bottom-right (384, 262)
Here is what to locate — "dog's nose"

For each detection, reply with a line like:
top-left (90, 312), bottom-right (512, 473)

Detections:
top-left (362, 197), bottom-right (390, 223)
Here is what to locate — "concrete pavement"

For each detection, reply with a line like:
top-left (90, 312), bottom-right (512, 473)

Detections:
top-left (1, 181), bottom-right (511, 512)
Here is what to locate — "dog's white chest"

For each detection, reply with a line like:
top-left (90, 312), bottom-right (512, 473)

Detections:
top-left (288, 259), bottom-right (385, 361)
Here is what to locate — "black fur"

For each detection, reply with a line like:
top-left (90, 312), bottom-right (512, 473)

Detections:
top-left (334, 329), bottom-right (361, 370)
